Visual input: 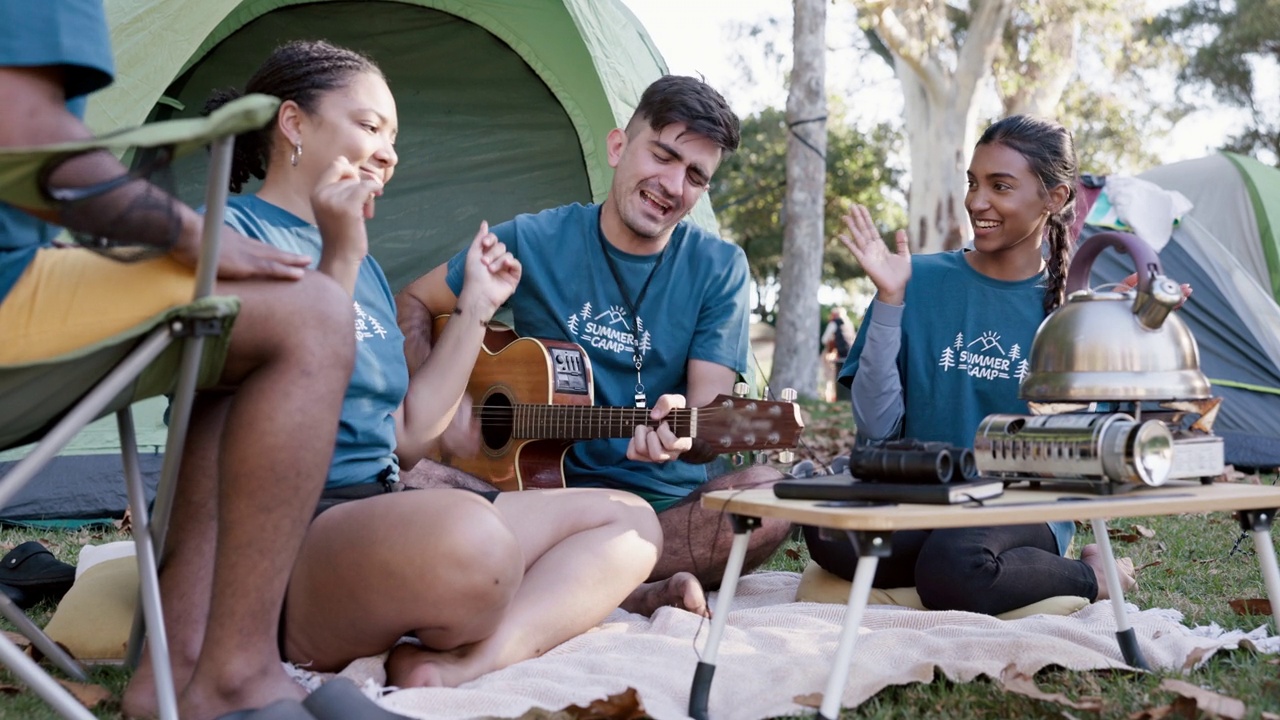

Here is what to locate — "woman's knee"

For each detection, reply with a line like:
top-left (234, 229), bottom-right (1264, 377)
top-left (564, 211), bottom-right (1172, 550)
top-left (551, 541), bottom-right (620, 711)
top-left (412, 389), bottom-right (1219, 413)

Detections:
top-left (593, 489), bottom-right (662, 548)
top-left (434, 493), bottom-right (524, 593)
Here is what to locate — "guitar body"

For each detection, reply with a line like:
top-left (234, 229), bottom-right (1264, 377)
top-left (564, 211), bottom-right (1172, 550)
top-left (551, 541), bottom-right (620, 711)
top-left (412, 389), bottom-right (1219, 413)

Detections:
top-left (430, 316), bottom-right (804, 492)
top-left (435, 319), bottom-right (595, 491)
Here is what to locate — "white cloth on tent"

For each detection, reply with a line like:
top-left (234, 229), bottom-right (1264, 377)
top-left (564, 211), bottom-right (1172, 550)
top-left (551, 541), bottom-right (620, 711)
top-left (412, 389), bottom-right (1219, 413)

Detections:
top-left (1086, 176), bottom-right (1193, 252)
top-left (286, 572), bottom-right (1278, 720)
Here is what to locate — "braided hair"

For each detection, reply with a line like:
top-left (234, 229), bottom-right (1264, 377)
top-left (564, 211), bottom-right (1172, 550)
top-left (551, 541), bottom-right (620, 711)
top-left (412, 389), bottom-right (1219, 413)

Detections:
top-left (975, 115), bottom-right (1079, 315)
top-left (203, 40), bottom-right (383, 193)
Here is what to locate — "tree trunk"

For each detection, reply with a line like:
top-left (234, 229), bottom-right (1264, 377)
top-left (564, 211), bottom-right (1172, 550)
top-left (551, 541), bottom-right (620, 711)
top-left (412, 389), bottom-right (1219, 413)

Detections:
top-left (770, 0), bottom-right (827, 400)
top-left (860, 0), bottom-right (1015, 254)
top-left (899, 69), bottom-right (974, 253)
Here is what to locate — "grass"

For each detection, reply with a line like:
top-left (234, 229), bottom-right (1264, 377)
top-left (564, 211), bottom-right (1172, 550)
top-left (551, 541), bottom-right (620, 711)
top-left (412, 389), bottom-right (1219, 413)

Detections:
top-left (1, 400), bottom-right (1278, 719)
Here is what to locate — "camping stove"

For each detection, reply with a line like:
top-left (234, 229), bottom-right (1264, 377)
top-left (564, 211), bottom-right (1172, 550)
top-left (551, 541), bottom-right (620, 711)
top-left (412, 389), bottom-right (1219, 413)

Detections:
top-left (973, 231), bottom-right (1226, 494)
top-left (973, 410), bottom-right (1225, 494)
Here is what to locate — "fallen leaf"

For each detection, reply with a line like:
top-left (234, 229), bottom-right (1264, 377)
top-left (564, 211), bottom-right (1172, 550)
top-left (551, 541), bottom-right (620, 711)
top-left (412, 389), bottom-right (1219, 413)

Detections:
top-left (561, 688), bottom-right (646, 720)
top-left (54, 680), bottom-right (111, 710)
top-left (0, 684), bottom-right (21, 695)
top-left (1181, 645), bottom-right (1214, 671)
top-left (1133, 524), bottom-right (1156, 538)
top-left (3, 631), bottom-right (30, 648)
top-left (793, 692), bottom-right (822, 708)
top-left (998, 664), bottom-right (1103, 711)
top-left (1158, 678), bottom-right (1245, 720)
top-left (785, 548), bottom-right (801, 561)
top-left (1126, 706), bottom-right (1174, 720)
top-left (1226, 598), bottom-right (1272, 617)
top-left (1136, 560), bottom-right (1163, 573)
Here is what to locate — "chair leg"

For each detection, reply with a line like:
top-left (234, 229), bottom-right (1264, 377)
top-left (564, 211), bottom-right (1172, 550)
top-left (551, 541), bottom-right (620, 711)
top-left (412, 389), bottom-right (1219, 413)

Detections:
top-left (0, 635), bottom-right (95, 720)
top-left (0, 593), bottom-right (86, 681)
top-left (119, 408), bottom-right (180, 720)
top-left (125, 332), bottom-right (207, 671)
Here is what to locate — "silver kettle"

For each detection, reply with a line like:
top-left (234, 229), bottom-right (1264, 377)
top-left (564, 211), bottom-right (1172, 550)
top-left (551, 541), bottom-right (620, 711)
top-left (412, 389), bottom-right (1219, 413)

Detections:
top-left (1020, 231), bottom-right (1211, 402)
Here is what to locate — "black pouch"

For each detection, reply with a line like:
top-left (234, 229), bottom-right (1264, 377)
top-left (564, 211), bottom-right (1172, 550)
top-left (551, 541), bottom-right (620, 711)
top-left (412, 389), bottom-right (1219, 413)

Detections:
top-left (0, 541), bottom-right (77, 610)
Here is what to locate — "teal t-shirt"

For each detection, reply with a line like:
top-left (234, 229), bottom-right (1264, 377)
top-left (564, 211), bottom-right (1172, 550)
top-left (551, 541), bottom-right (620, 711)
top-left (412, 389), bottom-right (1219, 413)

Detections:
top-left (222, 195), bottom-right (408, 489)
top-left (447, 203), bottom-right (750, 510)
top-left (841, 251), bottom-right (1044, 447)
top-left (840, 250), bottom-right (1075, 555)
top-left (0, 0), bottom-right (115, 304)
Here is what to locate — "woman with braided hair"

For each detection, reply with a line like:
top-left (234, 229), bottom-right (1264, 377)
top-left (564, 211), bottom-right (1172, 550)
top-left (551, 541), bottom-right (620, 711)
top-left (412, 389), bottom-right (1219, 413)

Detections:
top-left (804, 115), bottom-right (1138, 616)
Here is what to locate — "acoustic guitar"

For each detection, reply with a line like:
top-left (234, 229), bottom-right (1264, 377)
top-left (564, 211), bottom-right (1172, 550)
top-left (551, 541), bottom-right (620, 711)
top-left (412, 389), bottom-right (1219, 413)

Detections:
top-left (430, 317), bottom-right (805, 491)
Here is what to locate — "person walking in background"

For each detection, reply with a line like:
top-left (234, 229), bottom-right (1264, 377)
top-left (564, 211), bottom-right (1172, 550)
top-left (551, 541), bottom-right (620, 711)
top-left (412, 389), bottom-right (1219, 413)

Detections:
top-left (820, 306), bottom-right (854, 402)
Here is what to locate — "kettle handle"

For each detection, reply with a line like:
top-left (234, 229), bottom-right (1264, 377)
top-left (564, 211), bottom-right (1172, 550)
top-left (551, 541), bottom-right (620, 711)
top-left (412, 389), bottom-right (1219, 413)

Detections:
top-left (1065, 231), bottom-right (1161, 295)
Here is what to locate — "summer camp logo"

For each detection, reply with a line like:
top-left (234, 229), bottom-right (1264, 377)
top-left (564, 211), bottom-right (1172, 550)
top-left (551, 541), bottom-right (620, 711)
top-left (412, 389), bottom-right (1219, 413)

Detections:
top-left (565, 302), bottom-right (652, 360)
top-left (938, 330), bottom-right (1031, 383)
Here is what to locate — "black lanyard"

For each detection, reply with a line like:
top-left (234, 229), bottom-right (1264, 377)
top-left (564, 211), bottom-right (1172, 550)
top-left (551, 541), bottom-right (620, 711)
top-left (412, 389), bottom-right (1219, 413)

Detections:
top-left (597, 211), bottom-right (668, 407)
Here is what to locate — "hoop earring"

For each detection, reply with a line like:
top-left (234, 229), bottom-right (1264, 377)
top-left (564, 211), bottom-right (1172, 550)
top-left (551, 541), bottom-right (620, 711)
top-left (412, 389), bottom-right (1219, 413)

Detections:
top-left (290, 142), bottom-right (302, 167)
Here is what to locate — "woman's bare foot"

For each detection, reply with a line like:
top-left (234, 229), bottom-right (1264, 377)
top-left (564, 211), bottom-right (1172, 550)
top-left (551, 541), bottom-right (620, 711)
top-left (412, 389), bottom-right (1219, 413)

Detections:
top-left (619, 572), bottom-right (709, 617)
top-left (386, 643), bottom-right (474, 688)
top-left (1081, 543), bottom-right (1138, 601)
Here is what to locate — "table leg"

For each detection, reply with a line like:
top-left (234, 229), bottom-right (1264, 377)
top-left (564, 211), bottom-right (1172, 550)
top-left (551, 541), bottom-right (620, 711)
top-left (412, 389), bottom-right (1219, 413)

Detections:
top-left (816, 531), bottom-right (892, 720)
top-left (1090, 518), bottom-right (1150, 669)
top-left (689, 514), bottom-right (760, 720)
top-left (1238, 508), bottom-right (1280, 632)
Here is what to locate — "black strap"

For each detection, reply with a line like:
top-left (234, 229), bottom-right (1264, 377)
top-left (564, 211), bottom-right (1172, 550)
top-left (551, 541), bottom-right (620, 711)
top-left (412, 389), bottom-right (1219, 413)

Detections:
top-left (591, 206), bottom-right (665, 353)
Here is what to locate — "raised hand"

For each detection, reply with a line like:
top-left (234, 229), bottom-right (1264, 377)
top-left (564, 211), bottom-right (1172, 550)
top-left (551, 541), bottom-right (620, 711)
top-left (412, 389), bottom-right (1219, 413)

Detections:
top-left (626, 393), bottom-right (693, 463)
top-left (457, 221), bottom-right (521, 323)
top-left (837, 204), bottom-right (911, 306)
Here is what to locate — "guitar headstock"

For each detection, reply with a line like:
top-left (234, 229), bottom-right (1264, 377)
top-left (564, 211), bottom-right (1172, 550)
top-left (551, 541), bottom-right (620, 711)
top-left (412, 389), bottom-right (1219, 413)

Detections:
top-left (695, 393), bottom-right (805, 452)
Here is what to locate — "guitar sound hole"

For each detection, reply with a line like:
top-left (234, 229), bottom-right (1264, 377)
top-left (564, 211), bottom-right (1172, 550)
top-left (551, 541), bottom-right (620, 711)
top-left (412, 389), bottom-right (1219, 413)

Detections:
top-left (481, 392), bottom-right (514, 451)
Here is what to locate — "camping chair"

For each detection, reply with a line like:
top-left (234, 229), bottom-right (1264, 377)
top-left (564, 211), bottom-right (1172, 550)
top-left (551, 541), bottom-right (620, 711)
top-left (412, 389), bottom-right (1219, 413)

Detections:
top-left (0, 94), bottom-right (279, 720)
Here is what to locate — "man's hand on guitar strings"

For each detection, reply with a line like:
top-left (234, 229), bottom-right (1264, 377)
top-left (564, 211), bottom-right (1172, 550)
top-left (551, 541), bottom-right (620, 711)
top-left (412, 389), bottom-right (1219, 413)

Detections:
top-left (626, 393), bottom-right (693, 463)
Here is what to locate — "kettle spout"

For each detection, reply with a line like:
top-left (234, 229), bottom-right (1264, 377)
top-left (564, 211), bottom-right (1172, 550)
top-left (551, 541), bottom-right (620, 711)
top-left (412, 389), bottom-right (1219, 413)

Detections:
top-left (1132, 273), bottom-right (1182, 329)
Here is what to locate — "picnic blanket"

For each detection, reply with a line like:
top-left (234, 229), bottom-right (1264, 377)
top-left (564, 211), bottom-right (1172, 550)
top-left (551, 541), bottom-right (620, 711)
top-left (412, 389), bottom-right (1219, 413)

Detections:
top-left (299, 572), bottom-right (1277, 720)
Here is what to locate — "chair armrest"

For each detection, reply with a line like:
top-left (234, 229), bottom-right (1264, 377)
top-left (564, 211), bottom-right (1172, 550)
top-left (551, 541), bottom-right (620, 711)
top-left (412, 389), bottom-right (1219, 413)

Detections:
top-left (0, 94), bottom-right (280, 211)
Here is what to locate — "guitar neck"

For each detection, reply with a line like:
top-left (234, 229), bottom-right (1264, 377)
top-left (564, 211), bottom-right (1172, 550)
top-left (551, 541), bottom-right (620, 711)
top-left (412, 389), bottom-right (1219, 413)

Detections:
top-left (511, 404), bottom-right (693, 440)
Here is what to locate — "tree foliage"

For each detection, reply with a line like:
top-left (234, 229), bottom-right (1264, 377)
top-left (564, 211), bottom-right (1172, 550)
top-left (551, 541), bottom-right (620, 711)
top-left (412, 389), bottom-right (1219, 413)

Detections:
top-left (1151, 0), bottom-right (1280, 165)
top-left (712, 106), bottom-right (904, 322)
top-left (989, 0), bottom-right (1184, 174)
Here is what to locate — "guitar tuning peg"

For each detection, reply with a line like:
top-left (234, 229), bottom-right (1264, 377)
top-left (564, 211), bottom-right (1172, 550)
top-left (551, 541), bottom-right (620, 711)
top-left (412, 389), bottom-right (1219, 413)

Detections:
top-left (733, 381), bottom-right (750, 398)
top-left (753, 451), bottom-right (767, 465)
top-left (732, 452), bottom-right (746, 466)
top-left (780, 387), bottom-right (797, 402)
top-left (777, 449), bottom-right (796, 464)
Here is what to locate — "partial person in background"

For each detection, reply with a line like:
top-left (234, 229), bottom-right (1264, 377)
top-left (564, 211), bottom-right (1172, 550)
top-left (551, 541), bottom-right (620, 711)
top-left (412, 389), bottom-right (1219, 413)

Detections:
top-left (820, 306), bottom-right (854, 402)
top-left (806, 115), bottom-right (1138, 616)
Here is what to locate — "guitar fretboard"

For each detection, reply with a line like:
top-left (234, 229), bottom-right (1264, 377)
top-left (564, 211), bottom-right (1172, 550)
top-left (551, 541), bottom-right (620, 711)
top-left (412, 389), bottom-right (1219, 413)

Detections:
top-left (508, 405), bottom-right (695, 440)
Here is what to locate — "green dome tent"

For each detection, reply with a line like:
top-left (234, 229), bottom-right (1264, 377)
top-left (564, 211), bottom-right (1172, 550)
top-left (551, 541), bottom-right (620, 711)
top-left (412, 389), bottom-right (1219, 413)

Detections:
top-left (1082, 153), bottom-right (1280, 469)
top-left (3, 0), bottom-right (723, 521)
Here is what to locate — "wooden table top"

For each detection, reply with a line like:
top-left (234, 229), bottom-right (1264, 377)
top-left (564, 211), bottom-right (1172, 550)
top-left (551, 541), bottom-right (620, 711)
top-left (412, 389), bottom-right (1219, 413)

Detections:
top-left (701, 481), bottom-right (1280, 531)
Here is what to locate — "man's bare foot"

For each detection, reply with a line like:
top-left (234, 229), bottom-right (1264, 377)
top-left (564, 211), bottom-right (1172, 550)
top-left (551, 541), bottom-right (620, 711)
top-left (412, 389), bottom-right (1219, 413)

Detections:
top-left (1081, 543), bottom-right (1138, 601)
top-left (620, 572), bottom-right (709, 617)
top-left (125, 662), bottom-right (306, 720)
